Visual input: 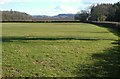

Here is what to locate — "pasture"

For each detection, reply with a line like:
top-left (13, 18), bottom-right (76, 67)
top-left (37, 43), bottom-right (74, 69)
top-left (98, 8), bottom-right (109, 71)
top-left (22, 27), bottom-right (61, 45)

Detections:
top-left (2, 23), bottom-right (119, 77)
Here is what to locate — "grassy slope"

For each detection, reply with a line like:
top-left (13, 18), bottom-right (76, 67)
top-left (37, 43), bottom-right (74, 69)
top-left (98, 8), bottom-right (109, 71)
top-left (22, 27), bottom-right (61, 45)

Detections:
top-left (2, 23), bottom-right (119, 77)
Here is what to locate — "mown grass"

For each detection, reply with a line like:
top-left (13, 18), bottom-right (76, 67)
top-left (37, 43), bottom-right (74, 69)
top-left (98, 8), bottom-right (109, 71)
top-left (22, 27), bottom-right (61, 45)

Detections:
top-left (2, 23), bottom-right (119, 77)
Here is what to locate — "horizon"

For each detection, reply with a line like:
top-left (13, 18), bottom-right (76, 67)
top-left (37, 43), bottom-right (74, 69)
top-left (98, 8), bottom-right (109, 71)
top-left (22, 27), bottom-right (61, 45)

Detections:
top-left (0, 0), bottom-right (119, 16)
top-left (1, 10), bottom-right (76, 16)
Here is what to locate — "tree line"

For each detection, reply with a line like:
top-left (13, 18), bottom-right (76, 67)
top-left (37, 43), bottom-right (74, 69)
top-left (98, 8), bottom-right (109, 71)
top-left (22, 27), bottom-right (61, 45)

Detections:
top-left (1, 10), bottom-right (32, 21)
top-left (74, 1), bottom-right (120, 22)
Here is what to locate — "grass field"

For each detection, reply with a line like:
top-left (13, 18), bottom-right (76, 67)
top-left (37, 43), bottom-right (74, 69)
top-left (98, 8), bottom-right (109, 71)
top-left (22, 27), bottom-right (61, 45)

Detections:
top-left (2, 23), bottom-right (120, 77)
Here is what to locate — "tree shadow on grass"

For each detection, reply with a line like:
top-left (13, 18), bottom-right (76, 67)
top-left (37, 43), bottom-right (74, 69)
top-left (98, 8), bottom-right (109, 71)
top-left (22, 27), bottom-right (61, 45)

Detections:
top-left (75, 41), bottom-right (120, 77)
top-left (2, 36), bottom-right (116, 42)
top-left (75, 24), bottom-right (120, 77)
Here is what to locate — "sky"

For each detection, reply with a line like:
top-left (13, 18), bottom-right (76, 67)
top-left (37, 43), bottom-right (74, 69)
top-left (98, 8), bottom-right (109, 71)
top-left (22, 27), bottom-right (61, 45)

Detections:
top-left (0, 0), bottom-right (119, 16)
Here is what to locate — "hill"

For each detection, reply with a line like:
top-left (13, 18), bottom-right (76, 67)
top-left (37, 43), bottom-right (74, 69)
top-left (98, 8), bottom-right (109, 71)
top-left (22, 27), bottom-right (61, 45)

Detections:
top-left (1, 10), bottom-right (32, 21)
top-left (32, 14), bottom-right (75, 21)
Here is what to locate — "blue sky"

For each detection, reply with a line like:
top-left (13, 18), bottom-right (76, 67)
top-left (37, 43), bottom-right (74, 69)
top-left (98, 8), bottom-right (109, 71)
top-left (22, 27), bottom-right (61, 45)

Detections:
top-left (0, 0), bottom-right (119, 16)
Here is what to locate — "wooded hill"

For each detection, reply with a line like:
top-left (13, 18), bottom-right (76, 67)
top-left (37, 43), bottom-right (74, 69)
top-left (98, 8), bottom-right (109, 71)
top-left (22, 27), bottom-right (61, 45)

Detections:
top-left (33, 14), bottom-right (75, 21)
top-left (1, 10), bottom-right (32, 21)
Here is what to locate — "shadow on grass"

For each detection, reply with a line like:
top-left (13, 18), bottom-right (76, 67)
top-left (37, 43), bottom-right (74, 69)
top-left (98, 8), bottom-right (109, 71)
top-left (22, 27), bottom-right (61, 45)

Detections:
top-left (2, 36), bottom-right (116, 42)
top-left (75, 40), bottom-right (120, 77)
top-left (75, 24), bottom-right (120, 77)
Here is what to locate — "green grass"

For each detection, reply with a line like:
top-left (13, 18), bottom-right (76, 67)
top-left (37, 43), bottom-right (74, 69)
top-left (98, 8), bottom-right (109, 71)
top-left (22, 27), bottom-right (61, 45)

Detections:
top-left (2, 23), bottom-right (119, 77)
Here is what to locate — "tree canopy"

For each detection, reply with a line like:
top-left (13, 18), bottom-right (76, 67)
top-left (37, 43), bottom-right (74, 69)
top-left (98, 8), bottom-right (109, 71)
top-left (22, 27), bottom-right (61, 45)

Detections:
top-left (75, 1), bottom-right (120, 22)
top-left (1, 10), bottom-right (32, 21)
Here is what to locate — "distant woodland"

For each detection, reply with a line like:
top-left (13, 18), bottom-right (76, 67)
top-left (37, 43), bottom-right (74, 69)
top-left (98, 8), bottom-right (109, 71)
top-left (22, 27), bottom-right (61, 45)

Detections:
top-left (1, 1), bottom-right (120, 22)
top-left (0, 10), bottom-right (32, 21)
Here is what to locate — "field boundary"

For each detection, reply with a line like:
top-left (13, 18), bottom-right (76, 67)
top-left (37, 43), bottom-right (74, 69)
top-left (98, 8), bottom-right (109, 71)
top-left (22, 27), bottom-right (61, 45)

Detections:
top-left (1, 20), bottom-right (80, 23)
top-left (87, 21), bottom-right (120, 30)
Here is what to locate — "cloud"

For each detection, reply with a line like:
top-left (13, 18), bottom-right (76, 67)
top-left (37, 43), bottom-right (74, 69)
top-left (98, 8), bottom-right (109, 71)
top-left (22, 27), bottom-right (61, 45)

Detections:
top-left (37, 4), bottom-right (80, 16)
top-left (0, 0), bottom-right (12, 4)
top-left (57, 5), bottom-right (78, 13)
top-left (0, 0), bottom-right (119, 4)
top-left (1, 0), bottom-right (119, 16)
top-left (81, 0), bottom-right (119, 3)
top-left (0, 0), bottom-right (39, 4)
top-left (52, 0), bottom-right (81, 3)
top-left (0, 0), bottom-right (81, 4)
